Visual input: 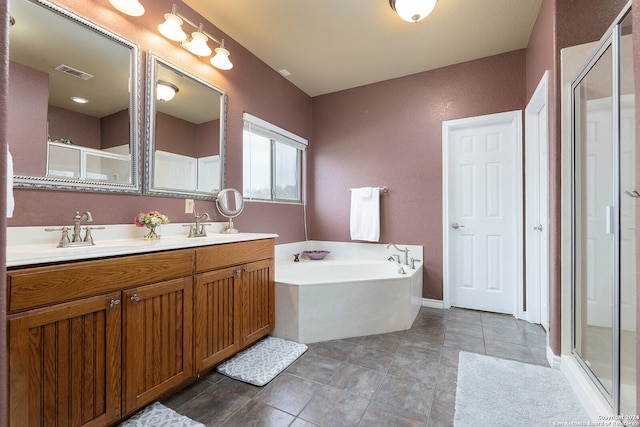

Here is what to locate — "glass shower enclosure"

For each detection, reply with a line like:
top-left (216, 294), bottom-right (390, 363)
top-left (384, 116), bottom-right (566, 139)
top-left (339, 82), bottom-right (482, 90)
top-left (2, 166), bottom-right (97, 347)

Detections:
top-left (571, 4), bottom-right (636, 415)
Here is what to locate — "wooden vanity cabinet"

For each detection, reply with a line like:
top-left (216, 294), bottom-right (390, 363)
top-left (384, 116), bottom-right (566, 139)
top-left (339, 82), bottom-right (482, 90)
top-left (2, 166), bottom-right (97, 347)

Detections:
top-left (8, 292), bottom-right (123, 427)
top-left (193, 239), bottom-right (275, 372)
top-left (6, 238), bottom-right (275, 426)
top-left (122, 277), bottom-right (193, 415)
top-left (6, 249), bottom-right (194, 427)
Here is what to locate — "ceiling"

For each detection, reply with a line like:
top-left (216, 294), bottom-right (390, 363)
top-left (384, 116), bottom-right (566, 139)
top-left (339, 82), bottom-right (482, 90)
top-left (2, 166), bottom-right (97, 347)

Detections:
top-left (184, 0), bottom-right (543, 97)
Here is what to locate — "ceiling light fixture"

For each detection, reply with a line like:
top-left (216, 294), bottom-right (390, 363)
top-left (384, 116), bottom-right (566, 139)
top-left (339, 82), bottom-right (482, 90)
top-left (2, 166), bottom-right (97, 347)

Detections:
top-left (71, 96), bottom-right (89, 104)
top-left (389, 0), bottom-right (437, 23)
top-left (109, 0), bottom-right (145, 17)
top-left (156, 81), bottom-right (179, 102)
top-left (157, 4), bottom-right (233, 71)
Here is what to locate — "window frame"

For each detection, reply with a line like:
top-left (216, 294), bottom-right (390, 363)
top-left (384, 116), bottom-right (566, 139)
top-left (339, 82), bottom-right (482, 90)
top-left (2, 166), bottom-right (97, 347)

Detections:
top-left (242, 113), bottom-right (307, 203)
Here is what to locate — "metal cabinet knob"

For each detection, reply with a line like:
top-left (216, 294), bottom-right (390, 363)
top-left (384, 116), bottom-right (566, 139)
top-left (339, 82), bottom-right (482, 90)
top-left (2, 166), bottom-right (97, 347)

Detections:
top-left (130, 294), bottom-right (141, 302)
top-left (109, 299), bottom-right (121, 309)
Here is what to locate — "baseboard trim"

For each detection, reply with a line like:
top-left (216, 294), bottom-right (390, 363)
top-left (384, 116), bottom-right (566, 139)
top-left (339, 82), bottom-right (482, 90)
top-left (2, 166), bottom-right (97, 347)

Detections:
top-left (546, 346), bottom-right (561, 369)
top-left (422, 298), bottom-right (444, 309)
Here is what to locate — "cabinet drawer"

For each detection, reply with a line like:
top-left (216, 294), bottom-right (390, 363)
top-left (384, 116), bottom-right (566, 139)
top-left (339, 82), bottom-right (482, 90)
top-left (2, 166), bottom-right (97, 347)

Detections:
top-left (7, 250), bottom-right (194, 313)
top-left (195, 239), bottom-right (274, 273)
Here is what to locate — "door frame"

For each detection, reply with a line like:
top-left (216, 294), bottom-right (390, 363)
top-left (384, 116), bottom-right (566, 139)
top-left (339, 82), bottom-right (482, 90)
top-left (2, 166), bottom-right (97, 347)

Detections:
top-left (442, 110), bottom-right (524, 315)
top-left (525, 71), bottom-right (550, 326)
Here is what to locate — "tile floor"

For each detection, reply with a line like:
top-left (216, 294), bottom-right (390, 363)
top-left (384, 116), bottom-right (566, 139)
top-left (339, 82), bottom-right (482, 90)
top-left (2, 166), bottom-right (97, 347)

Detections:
top-left (163, 307), bottom-right (548, 426)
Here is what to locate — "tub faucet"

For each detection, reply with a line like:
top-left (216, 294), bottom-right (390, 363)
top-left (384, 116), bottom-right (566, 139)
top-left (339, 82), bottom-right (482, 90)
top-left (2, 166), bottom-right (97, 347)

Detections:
top-left (386, 243), bottom-right (409, 265)
top-left (387, 256), bottom-right (407, 275)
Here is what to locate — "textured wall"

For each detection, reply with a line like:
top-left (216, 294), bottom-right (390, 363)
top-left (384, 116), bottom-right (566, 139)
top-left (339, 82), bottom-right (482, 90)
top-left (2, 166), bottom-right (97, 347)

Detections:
top-left (310, 50), bottom-right (527, 299)
top-left (5, 0), bottom-right (312, 245)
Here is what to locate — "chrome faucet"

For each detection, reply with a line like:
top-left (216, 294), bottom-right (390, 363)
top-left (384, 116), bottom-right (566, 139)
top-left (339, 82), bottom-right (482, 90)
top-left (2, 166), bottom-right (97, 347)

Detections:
top-left (72, 211), bottom-right (93, 242)
top-left (188, 212), bottom-right (210, 237)
top-left (387, 256), bottom-right (407, 275)
top-left (387, 243), bottom-right (410, 265)
top-left (46, 210), bottom-right (103, 248)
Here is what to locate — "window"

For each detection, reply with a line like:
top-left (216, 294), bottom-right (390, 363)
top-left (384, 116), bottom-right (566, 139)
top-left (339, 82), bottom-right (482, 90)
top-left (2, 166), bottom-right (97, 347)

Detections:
top-left (243, 113), bottom-right (307, 202)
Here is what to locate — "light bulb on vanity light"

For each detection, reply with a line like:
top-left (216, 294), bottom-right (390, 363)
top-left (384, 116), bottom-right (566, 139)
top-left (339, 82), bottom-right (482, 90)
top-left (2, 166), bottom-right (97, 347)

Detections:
top-left (210, 39), bottom-right (233, 70)
top-left (158, 5), bottom-right (187, 42)
top-left (184, 26), bottom-right (212, 57)
top-left (109, 0), bottom-right (145, 17)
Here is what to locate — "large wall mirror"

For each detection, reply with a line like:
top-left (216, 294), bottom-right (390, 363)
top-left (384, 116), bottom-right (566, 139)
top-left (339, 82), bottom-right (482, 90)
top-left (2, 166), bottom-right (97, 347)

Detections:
top-left (8, 0), bottom-right (141, 193)
top-left (145, 52), bottom-right (226, 199)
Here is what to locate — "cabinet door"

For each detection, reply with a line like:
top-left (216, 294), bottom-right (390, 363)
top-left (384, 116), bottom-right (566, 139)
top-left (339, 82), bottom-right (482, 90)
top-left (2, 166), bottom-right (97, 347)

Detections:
top-left (193, 266), bottom-right (241, 372)
top-left (122, 277), bottom-right (193, 414)
top-left (8, 292), bottom-right (122, 427)
top-left (241, 258), bottom-right (275, 347)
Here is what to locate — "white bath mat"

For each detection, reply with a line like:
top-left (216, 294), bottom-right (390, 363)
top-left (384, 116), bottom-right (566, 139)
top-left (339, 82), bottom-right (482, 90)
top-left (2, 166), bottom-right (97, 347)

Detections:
top-left (119, 402), bottom-right (204, 427)
top-left (216, 336), bottom-right (308, 386)
top-left (454, 352), bottom-right (589, 427)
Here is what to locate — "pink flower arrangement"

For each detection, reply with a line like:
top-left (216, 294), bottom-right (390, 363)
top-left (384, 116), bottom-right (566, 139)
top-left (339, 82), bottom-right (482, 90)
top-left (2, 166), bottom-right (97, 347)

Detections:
top-left (135, 211), bottom-right (170, 228)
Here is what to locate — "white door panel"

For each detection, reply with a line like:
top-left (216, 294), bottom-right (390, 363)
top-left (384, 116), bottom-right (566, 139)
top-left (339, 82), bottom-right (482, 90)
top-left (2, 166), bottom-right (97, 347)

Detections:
top-left (443, 111), bottom-right (522, 315)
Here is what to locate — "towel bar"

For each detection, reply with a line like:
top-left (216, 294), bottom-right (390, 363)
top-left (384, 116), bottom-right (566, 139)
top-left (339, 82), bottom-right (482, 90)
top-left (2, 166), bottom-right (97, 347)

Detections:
top-left (348, 186), bottom-right (389, 193)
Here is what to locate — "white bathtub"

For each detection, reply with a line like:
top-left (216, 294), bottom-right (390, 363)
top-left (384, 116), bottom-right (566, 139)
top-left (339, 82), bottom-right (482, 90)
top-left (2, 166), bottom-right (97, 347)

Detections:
top-left (272, 241), bottom-right (423, 344)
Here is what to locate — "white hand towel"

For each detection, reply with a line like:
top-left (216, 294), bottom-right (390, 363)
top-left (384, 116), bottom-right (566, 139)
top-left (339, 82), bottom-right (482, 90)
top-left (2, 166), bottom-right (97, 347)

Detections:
top-left (350, 187), bottom-right (380, 242)
top-left (6, 146), bottom-right (14, 218)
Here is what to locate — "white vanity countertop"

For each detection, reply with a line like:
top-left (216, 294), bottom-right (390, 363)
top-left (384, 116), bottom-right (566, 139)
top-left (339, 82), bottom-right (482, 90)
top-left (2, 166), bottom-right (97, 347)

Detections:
top-left (6, 223), bottom-right (278, 268)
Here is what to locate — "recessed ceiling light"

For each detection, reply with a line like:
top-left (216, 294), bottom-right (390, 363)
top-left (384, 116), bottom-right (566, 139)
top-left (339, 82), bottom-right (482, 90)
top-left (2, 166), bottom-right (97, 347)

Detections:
top-left (71, 96), bottom-right (89, 104)
top-left (278, 69), bottom-right (291, 77)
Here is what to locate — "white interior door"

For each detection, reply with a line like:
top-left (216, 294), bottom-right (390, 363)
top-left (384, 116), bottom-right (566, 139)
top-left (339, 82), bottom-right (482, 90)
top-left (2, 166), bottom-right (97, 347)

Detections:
top-left (525, 72), bottom-right (550, 329)
top-left (443, 111), bottom-right (523, 315)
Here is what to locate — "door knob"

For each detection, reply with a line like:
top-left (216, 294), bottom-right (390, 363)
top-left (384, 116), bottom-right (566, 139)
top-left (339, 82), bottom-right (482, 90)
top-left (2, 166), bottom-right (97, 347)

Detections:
top-left (451, 222), bottom-right (464, 230)
top-left (533, 225), bottom-right (543, 231)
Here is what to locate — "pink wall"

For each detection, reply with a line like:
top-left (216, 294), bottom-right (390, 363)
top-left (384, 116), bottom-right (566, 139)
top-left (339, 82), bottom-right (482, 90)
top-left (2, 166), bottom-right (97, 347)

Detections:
top-left (6, 0), bottom-right (312, 245)
top-left (101, 109), bottom-right (129, 149)
top-left (310, 50), bottom-right (526, 300)
top-left (48, 105), bottom-right (101, 149)
top-left (1, 0), bottom-right (8, 423)
top-left (8, 61), bottom-right (47, 176)
top-left (156, 111), bottom-right (198, 157)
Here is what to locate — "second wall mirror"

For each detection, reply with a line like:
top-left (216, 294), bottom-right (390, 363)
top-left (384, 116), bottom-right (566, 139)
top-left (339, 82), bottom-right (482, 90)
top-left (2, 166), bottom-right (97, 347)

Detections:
top-left (145, 52), bottom-right (226, 199)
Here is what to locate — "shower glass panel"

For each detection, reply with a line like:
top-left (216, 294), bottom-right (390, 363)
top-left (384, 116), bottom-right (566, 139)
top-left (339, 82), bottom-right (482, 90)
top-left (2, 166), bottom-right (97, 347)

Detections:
top-left (572, 5), bottom-right (636, 414)
top-left (573, 43), bottom-right (615, 399)
top-left (618, 11), bottom-right (636, 416)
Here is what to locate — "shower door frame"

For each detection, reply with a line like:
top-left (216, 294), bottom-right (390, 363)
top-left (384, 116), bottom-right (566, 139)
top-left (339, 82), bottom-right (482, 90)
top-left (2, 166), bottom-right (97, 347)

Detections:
top-left (570, 3), bottom-right (631, 414)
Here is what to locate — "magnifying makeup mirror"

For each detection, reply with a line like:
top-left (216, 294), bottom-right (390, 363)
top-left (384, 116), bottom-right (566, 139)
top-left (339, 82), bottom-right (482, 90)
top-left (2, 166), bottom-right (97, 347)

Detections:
top-left (216, 188), bottom-right (244, 233)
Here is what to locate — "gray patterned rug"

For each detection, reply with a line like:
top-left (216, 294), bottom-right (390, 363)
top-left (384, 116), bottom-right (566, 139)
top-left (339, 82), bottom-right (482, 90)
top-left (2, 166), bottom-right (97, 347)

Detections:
top-left (120, 402), bottom-right (203, 426)
top-left (454, 352), bottom-right (590, 427)
top-left (217, 336), bottom-right (308, 386)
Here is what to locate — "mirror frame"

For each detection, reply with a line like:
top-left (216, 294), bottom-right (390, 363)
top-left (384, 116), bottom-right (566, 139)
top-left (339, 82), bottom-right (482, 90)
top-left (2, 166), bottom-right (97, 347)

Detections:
top-left (144, 52), bottom-right (227, 199)
top-left (11, 0), bottom-right (142, 193)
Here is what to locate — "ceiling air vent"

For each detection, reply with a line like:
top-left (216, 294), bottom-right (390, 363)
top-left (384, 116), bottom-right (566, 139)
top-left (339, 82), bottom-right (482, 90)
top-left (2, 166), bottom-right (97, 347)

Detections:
top-left (54, 64), bottom-right (94, 80)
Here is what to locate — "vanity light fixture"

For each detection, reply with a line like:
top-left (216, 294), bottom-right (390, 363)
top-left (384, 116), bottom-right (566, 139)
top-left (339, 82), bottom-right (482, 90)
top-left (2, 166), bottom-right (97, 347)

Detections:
top-left (158, 4), bottom-right (187, 42)
top-left (109, 0), bottom-right (145, 17)
top-left (156, 81), bottom-right (179, 102)
top-left (158, 4), bottom-right (233, 70)
top-left (183, 24), bottom-right (212, 57)
top-left (389, 0), bottom-right (437, 23)
top-left (210, 40), bottom-right (233, 70)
